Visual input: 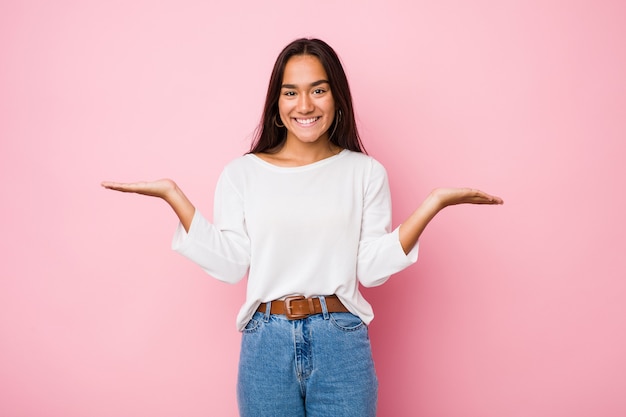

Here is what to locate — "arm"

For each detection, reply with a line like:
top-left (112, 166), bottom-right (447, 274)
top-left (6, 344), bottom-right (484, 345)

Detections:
top-left (102, 175), bottom-right (250, 283)
top-left (101, 179), bottom-right (195, 232)
top-left (398, 188), bottom-right (503, 254)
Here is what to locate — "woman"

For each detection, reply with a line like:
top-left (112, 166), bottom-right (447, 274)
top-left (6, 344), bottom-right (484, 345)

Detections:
top-left (102, 38), bottom-right (502, 417)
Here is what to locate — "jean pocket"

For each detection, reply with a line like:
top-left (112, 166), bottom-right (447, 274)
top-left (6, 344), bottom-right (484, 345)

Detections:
top-left (329, 312), bottom-right (365, 332)
top-left (242, 316), bottom-right (262, 334)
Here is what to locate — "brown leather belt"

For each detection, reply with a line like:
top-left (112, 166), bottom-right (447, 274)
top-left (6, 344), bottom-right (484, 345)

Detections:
top-left (256, 295), bottom-right (349, 320)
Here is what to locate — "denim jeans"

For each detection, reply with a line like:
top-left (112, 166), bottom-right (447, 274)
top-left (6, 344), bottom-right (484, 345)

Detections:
top-left (237, 296), bottom-right (378, 417)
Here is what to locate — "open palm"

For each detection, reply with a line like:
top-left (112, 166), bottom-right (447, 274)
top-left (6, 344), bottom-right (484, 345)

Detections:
top-left (101, 178), bottom-right (177, 199)
top-left (431, 187), bottom-right (503, 208)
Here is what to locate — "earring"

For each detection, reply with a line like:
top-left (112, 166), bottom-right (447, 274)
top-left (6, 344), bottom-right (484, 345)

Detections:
top-left (274, 115), bottom-right (285, 128)
top-left (329, 110), bottom-right (342, 139)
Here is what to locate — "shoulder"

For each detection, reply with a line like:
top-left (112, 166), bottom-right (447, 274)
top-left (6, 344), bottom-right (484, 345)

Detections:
top-left (212, 155), bottom-right (262, 193)
top-left (341, 150), bottom-right (388, 177)
top-left (223, 154), bottom-right (255, 170)
top-left (219, 154), bottom-right (263, 177)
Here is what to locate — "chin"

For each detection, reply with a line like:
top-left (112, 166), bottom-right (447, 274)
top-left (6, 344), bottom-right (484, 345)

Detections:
top-left (301, 136), bottom-right (327, 144)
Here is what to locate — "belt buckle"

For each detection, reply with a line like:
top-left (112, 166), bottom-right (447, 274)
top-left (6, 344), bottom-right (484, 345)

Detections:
top-left (284, 296), bottom-right (314, 320)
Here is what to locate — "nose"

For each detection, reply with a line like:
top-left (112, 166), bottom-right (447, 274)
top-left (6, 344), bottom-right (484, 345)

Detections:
top-left (297, 93), bottom-right (314, 114)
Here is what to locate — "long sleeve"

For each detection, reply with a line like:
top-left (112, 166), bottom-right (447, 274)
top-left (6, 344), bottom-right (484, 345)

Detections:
top-left (356, 159), bottom-right (418, 287)
top-left (171, 151), bottom-right (418, 330)
top-left (171, 171), bottom-right (251, 283)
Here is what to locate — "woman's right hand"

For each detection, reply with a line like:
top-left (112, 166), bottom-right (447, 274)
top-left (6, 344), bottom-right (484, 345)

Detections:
top-left (101, 179), bottom-right (195, 231)
top-left (101, 179), bottom-right (177, 200)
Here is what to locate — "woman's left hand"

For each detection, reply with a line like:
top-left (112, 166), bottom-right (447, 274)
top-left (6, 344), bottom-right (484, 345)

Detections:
top-left (398, 188), bottom-right (503, 254)
top-left (429, 187), bottom-right (504, 209)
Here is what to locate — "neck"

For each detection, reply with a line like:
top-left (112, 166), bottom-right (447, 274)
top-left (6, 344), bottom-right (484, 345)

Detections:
top-left (258, 137), bottom-right (342, 167)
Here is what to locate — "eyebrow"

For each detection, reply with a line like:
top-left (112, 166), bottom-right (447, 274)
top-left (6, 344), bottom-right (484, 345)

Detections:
top-left (281, 79), bottom-right (330, 89)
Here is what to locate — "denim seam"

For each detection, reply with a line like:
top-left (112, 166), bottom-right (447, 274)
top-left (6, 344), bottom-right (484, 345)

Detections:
top-left (329, 313), bottom-right (365, 332)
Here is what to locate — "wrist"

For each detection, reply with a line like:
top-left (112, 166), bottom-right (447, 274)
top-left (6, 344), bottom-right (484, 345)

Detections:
top-left (163, 182), bottom-right (182, 205)
top-left (426, 190), bottom-right (447, 212)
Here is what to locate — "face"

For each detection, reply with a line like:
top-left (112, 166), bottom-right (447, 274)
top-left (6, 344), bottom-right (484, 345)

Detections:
top-left (278, 55), bottom-right (336, 146)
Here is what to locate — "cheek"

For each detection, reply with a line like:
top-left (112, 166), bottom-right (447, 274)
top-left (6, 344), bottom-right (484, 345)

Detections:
top-left (326, 101), bottom-right (336, 120)
top-left (277, 99), bottom-right (290, 118)
top-left (324, 96), bottom-right (336, 115)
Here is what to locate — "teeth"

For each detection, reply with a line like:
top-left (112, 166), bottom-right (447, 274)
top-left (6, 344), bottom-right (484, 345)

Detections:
top-left (296, 117), bottom-right (318, 124)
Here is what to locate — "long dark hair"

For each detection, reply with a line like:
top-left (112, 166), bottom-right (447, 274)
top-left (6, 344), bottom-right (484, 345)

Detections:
top-left (249, 38), bottom-right (365, 154)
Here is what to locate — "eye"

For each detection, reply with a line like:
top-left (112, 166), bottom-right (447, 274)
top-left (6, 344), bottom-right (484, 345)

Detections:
top-left (313, 88), bottom-right (326, 95)
top-left (282, 91), bottom-right (296, 97)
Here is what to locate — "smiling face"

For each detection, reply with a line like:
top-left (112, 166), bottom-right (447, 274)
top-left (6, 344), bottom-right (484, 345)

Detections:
top-left (278, 55), bottom-right (336, 147)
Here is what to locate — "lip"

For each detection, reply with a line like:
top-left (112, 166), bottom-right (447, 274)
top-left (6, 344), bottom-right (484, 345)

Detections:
top-left (293, 116), bottom-right (320, 126)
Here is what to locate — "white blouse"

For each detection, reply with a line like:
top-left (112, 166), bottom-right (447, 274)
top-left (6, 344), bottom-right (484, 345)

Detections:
top-left (172, 149), bottom-right (418, 330)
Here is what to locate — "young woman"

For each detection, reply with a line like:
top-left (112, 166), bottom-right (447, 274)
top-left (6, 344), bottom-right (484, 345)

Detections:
top-left (102, 38), bottom-right (503, 417)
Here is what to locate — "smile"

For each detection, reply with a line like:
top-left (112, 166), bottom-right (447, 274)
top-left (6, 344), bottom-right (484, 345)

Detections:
top-left (294, 117), bottom-right (320, 126)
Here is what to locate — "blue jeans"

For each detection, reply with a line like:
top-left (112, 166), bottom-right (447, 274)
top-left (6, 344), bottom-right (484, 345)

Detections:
top-left (237, 296), bottom-right (378, 417)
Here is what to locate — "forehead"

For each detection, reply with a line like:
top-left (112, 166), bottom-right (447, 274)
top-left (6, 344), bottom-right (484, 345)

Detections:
top-left (282, 55), bottom-right (328, 85)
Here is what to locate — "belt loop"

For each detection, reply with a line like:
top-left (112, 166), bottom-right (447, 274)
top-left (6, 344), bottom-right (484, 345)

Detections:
top-left (263, 300), bottom-right (272, 322)
top-left (319, 295), bottom-right (330, 320)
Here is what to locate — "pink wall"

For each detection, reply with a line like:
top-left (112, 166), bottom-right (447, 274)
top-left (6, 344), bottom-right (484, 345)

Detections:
top-left (2, 1), bottom-right (625, 416)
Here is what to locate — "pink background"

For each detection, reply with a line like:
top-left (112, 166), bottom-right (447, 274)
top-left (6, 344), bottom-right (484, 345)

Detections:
top-left (2, 1), bottom-right (625, 416)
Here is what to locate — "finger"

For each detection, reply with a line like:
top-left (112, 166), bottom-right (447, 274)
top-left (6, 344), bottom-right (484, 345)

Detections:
top-left (476, 193), bottom-right (503, 204)
top-left (101, 181), bottom-right (121, 190)
top-left (481, 191), bottom-right (503, 204)
top-left (101, 181), bottom-right (140, 192)
top-left (467, 189), bottom-right (503, 205)
top-left (101, 181), bottom-right (124, 190)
